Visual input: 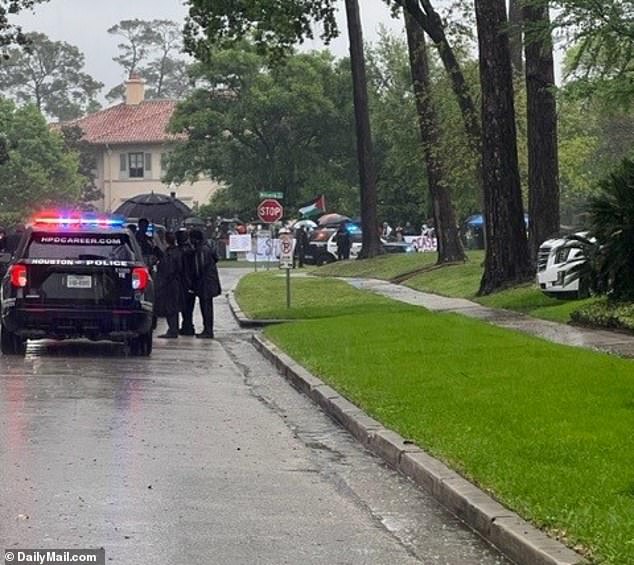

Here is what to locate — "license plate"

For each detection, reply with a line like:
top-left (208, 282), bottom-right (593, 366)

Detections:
top-left (66, 275), bottom-right (92, 289)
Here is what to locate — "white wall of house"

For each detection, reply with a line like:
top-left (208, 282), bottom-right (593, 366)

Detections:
top-left (96, 144), bottom-right (220, 212)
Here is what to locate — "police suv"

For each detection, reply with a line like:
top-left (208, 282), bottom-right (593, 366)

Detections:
top-left (0, 214), bottom-right (154, 356)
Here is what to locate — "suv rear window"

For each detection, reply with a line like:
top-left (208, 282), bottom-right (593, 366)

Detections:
top-left (26, 232), bottom-right (136, 261)
top-left (310, 229), bottom-right (335, 242)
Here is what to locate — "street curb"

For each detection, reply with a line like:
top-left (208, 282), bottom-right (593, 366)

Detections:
top-left (252, 333), bottom-right (586, 565)
top-left (226, 290), bottom-right (289, 328)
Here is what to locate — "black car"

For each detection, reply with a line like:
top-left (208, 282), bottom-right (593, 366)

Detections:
top-left (0, 215), bottom-right (155, 356)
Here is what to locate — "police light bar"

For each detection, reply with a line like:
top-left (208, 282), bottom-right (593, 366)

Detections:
top-left (33, 214), bottom-right (125, 227)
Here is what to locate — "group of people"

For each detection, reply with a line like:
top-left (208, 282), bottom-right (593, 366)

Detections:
top-left (382, 221), bottom-right (422, 241)
top-left (136, 220), bottom-right (221, 340)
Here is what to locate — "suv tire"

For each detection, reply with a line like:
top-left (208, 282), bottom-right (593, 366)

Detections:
top-left (1, 324), bottom-right (26, 356)
top-left (316, 254), bottom-right (335, 266)
top-left (129, 331), bottom-right (153, 357)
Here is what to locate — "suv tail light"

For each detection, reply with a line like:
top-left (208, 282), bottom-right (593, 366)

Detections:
top-left (132, 267), bottom-right (149, 291)
top-left (9, 264), bottom-right (28, 288)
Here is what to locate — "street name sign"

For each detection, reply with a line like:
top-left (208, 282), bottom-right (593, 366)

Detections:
top-left (259, 191), bottom-right (284, 199)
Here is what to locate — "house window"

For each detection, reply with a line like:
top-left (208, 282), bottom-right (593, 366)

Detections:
top-left (128, 153), bottom-right (145, 178)
top-left (119, 152), bottom-right (153, 179)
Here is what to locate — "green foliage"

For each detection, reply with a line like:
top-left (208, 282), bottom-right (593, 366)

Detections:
top-left (0, 32), bottom-right (102, 121)
top-left (429, 53), bottom-right (481, 219)
top-left (164, 45), bottom-right (358, 220)
top-left (557, 94), bottom-right (634, 223)
top-left (60, 125), bottom-right (100, 207)
top-left (556, 0), bottom-right (634, 108)
top-left (571, 298), bottom-right (634, 332)
top-left (0, 210), bottom-right (24, 229)
top-left (107, 19), bottom-right (194, 102)
top-left (184, 0), bottom-right (339, 60)
top-left (586, 159), bottom-right (634, 300)
top-left (0, 98), bottom-right (83, 214)
top-left (0, 0), bottom-right (48, 55)
top-left (366, 30), bottom-right (428, 225)
top-left (366, 29), bottom-right (480, 225)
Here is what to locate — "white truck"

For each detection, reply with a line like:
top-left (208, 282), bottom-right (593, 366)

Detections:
top-left (536, 233), bottom-right (590, 298)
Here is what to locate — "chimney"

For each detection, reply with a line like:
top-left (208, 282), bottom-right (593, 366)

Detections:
top-left (125, 73), bottom-right (145, 105)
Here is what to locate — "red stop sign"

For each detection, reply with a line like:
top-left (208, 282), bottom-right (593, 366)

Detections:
top-left (257, 198), bottom-right (284, 223)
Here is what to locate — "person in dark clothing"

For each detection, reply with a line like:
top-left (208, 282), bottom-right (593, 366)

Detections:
top-left (335, 224), bottom-right (351, 261)
top-left (190, 229), bottom-right (221, 339)
top-left (294, 226), bottom-right (309, 268)
top-left (5, 224), bottom-right (25, 256)
top-left (0, 228), bottom-right (8, 279)
top-left (136, 218), bottom-right (162, 267)
top-left (176, 229), bottom-right (196, 336)
top-left (403, 221), bottom-right (417, 236)
top-left (155, 232), bottom-right (184, 339)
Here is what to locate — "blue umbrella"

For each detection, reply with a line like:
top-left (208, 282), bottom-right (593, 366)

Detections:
top-left (464, 214), bottom-right (529, 227)
top-left (464, 214), bottom-right (484, 226)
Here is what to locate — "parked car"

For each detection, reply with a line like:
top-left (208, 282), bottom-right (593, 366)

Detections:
top-left (537, 232), bottom-right (592, 298)
top-left (304, 225), bottom-right (415, 266)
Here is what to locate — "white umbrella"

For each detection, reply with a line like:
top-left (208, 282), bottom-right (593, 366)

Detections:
top-left (293, 219), bottom-right (318, 230)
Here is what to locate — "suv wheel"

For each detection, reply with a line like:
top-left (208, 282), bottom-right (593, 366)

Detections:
top-left (317, 254), bottom-right (335, 266)
top-left (129, 331), bottom-right (153, 357)
top-left (1, 324), bottom-right (26, 356)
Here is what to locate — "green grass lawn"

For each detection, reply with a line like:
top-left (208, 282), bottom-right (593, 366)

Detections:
top-left (316, 252), bottom-right (439, 280)
top-left (316, 251), bottom-right (597, 324)
top-left (234, 271), bottom-right (394, 319)
top-left (404, 252), bottom-right (484, 296)
top-left (236, 272), bottom-right (634, 564)
top-left (477, 285), bottom-right (601, 323)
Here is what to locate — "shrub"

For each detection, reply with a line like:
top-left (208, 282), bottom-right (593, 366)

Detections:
top-left (572, 299), bottom-right (634, 332)
top-left (587, 159), bottom-right (634, 300)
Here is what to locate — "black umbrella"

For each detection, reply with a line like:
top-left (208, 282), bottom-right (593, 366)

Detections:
top-left (114, 192), bottom-right (192, 226)
top-left (183, 216), bottom-right (206, 227)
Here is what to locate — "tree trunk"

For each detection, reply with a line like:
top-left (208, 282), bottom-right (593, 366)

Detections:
top-left (402, 0), bottom-right (481, 148)
top-left (405, 13), bottom-right (465, 264)
top-left (400, 0), bottom-right (482, 196)
top-left (524, 1), bottom-right (560, 262)
top-left (508, 0), bottom-right (524, 76)
top-left (475, 0), bottom-right (532, 294)
top-left (344, 0), bottom-right (383, 258)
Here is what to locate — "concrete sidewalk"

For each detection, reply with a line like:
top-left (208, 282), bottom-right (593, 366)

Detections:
top-left (345, 278), bottom-right (634, 358)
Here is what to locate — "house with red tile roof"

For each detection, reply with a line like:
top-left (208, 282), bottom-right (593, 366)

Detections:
top-left (67, 75), bottom-right (219, 213)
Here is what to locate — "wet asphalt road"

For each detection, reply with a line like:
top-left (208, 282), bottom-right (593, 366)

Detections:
top-left (0, 268), bottom-right (507, 564)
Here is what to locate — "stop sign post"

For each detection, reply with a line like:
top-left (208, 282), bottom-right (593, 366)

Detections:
top-left (257, 198), bottom-right (284, 224)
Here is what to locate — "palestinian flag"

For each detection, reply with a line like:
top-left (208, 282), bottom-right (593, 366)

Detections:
top-left (298, 195), bottom-right (326, 218)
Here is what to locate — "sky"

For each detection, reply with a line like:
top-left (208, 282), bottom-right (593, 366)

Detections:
top-left (13, 0), bottom-right (405, 97)
top-left (13, 0), bottom-right (563, 99)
